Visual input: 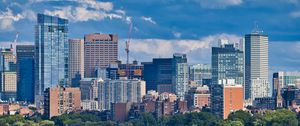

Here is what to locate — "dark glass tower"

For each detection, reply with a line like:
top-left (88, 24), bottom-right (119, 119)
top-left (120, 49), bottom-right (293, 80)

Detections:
top-left (16, 45), bottom-right (35, 103)
top-left (35, 14), bottom-right (68, 106)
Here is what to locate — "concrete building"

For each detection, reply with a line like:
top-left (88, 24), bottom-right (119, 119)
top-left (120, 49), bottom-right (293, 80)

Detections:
top-left (16, 45), bottom-right (35, 103)
top-left (80, 78), bottom-right (100, 100)
top-left (273, 72), bottom-right (300, 107)
top-left (251, 78), bottom-right (270, 102)
top-left (35, 14), bottom-right (69, 107)
top-left (84, 33), bottom-right (118, 77)
top-left (98, 78), bottom-right (146, 110)
top-left (81, 100), bottom-right (99, 111)
top-left (68, 39), bottom-right (84, 86)
top-left (211, 79), bottom-right (244, 119)
top-left (111, 102), bottom-right (132, 122)
top-left (245, 32), bottom-right (269, 100)
top-left (0, 48), bottom-right (17, 101)
top-left (172, 53), bottom-right (189, 100)
top-left (0, 72), bottom-right (17, 101)
top-left (44, 87), bottom-right (81, 118)
top-left (186, 85), bottom-right (210, 109)
top-left (189, 64), bottom-right (211, 85)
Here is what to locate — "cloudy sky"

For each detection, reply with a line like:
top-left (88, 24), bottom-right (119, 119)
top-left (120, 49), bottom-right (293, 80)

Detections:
top-left (0, 0), bottom-right (300, 75)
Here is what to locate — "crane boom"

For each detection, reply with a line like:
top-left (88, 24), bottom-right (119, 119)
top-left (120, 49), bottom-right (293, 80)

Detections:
top-left (125, 21), bottom-right (133, 78)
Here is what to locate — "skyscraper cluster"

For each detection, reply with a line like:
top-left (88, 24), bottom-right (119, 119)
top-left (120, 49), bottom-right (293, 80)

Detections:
top-left (1, 13), bottom-right (297, 120)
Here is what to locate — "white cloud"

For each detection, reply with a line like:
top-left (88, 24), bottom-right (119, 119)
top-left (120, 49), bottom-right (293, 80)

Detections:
top-left (290, 10), bottom-right (300, 18)
top-left (141, 16), bottom-right (156, 24)
top-left (172, 31), bottom-right (182, 38)
top-left (0, 8), bottom-right (24, 31)
top-left (197, 0), bottom-right (243, 9)
top-left (78, 0), bottom-right (113, 11)
top-left (121, 33), bottom-right (241, 63)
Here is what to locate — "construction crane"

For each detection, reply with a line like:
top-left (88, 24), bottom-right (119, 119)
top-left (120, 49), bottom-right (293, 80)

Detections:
top-left (10, 32), bottom-right (19, 53)
top-left (125, 21), bottom-right (133, 79)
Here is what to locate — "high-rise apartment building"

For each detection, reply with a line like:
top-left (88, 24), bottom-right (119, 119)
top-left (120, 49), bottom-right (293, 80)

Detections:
top-left (245, 32), bottom-right (269, 100)
top-left (211, 44), bottom-right (244, 86)
top-left (44, 87), bottom-right (81, 118)
top-left (251, 78), bottom-right (270, 101)
top-left (0, 48), bottom-right (17, 101)
top-left (98, 78), bottom-right (146, 110)
top-left (68, 39), bottom-right (84, 86)
top-left (0, 72), bottom-right (17, 101)
top-left (16, 45), bottom-right (35, 103)
top-left (84, 33), bottom-right (118, 78)
top-left (172, 53), bottom-right (189, 100)
top-left (189, 64), bottom-right (211, 85)
top-left (211, 79), bottom-right (243, 119)
top-left (35, 14), bottom-right (69, 107)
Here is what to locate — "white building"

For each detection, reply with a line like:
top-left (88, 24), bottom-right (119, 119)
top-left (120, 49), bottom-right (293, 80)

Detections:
top-left (245, 32), bottom-right (269, 100)
top-left (251, 78), bottom-right (270, 102)
top-left (98, 78), bottom-right (146, 111)
top-left (81, 100), bottom-right (99, 111)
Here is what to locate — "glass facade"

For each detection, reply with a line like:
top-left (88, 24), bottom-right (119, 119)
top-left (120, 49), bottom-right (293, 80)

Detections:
top-left (16, 45), bottom-right (35, 103)
top-left (172, 53), bottom-right (189, 100)
top-left (35, 14), bottom-right (68, 106)
top-left (211, 44), bottom-right (244, 86)
top-left (189, 64), bottom-right (211, 85)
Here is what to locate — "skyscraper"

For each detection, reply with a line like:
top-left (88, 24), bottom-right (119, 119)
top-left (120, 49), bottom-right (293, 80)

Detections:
top-left (84, 33), bottom-right (118, 78)
top-left (16, 45), bottom-right (35, 103)
top-left (172, 53), bottom-right (189, 100)
top-left (245, 32), bottom-right (269, 100)
top-left (211, 43), bottom-right (244, 86)
top-left (68, 39), bottom-right (84, 86)
top-left (35, 14), bottom-right (68, 106)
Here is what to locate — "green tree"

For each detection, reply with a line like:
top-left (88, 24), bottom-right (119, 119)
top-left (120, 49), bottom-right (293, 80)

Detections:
top-left (228, 110), bottom-right (254, 126)
top-left (263, 109), bottom-right (298, 126)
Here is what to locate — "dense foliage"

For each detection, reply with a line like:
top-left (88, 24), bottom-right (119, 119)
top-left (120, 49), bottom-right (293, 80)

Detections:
top-left (0, 109), bottom-right (299, 126)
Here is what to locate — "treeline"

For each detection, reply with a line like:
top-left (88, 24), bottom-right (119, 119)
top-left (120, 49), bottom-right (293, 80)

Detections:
top-left (0, 109), bottom-right (299, 126)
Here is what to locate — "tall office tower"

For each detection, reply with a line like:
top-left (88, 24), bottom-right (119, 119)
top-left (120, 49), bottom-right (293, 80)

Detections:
top-left (44, 87), bottom-right (81, 118)
top-left (245, 32), bottom-right (268, 100)
top-left (142, 58), bottom-right (173, 93)
top-left (189, 64), bottom-right (211, 85)
top-left (16, 45), bottom-right (35, 103)
top-left (98, 78), bottom-right (146, 110)
top-left (68, 39), bottom-right (84, 86)
top-left (35, 14), bottom-right (68, 107)
top-left (273, 72), bottom-right (300, 107)
top-left (211, 79), bottom-right (243, 119)
top-left (211, 44), bottom-right (244, 86)
top-left (172, 53), bottom-right (189, 100)
top-left (84, 33), bottom-right (118, 78)
top-left (0, 48), bottom-right (17, 101)
top-left (79, 78), bottom-right (100, 100)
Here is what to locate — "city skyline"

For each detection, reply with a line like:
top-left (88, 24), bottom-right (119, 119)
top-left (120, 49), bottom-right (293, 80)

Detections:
top-left (0, 0), bottom-right (299, 76)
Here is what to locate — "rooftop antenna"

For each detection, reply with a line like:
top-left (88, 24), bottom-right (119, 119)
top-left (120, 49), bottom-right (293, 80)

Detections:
top-left (11, 32), bottom-right (19, 53)
top-left (252, 21), bottom-right (263, 34)
top-left (125, 20), bottom-right (133, 79)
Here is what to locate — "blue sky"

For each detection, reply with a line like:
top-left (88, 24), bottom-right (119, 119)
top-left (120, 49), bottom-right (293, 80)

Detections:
top-left (0, 0), bottom-right (300, 74)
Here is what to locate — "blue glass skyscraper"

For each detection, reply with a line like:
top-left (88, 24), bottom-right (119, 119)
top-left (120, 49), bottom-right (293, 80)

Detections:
top-left (35, 14), bottom-right (68, 106)
top-left (16, 45), bottom-right (35, 103)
